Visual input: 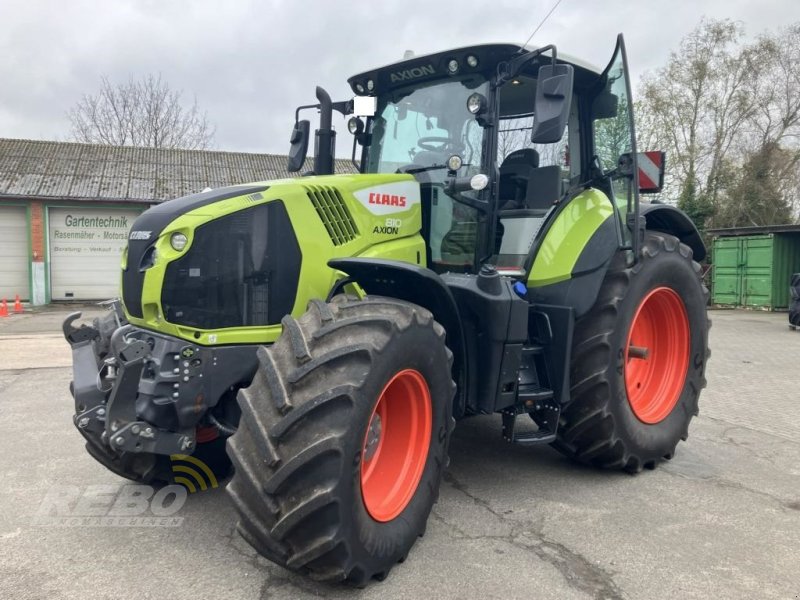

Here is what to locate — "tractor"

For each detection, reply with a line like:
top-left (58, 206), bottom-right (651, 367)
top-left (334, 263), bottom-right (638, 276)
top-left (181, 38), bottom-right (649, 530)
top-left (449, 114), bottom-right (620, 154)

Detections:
top-left (63, 34), bottom-right (709, 584)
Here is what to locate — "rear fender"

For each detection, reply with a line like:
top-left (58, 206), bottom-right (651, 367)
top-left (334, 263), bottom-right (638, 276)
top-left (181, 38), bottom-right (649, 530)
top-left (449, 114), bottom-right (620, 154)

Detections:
top-left (639, 203), bottom-right (706, 261)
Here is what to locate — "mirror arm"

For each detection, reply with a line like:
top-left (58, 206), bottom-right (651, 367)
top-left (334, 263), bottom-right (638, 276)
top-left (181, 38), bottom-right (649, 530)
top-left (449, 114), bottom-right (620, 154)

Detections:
top-left (294, 103), bottom-right (319, 124)
top-left (332, 99), bottom-right (354, 117)
top-left (497, 44), bottom-right (558, 87)
top-left (295, 100), bottom-right (352, 125)
top-left (296, 99), bottom-right (353, 124)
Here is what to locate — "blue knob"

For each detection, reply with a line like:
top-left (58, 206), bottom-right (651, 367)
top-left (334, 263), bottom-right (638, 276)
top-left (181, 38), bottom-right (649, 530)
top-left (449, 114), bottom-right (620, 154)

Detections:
top-left (513, 281), bottom-right (527, 298)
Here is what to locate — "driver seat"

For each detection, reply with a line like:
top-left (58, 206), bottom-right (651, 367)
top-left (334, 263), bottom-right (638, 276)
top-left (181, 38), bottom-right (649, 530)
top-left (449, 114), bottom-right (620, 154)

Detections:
top-left (499, 148), bottom-right (540, 206)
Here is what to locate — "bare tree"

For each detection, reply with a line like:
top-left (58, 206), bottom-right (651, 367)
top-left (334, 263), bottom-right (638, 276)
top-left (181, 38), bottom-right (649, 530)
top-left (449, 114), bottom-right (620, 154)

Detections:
top-left (635, 19), bottom-right (800, 230)
top-left (738, 25), bottom-right (800, 223)
top-left (747, 24), bottom-right (800, 148)
top-left (497, 115), bottom-right (568, 168)
top-left (68, 74), bottom-right (215, 149)
top-left (497, 117), bottom-right (533, 161)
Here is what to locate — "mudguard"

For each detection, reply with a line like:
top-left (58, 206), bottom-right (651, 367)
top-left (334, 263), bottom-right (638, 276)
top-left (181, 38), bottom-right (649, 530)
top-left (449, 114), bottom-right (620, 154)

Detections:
top-left (639, 203), bottom-right (706, 261)
top-left (328, 257), bottom-right (468, 416)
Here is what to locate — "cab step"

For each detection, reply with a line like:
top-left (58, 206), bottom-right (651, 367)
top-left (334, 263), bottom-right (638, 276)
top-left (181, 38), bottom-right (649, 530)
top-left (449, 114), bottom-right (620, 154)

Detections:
top-left (500, 384), bottom-right (560, 446)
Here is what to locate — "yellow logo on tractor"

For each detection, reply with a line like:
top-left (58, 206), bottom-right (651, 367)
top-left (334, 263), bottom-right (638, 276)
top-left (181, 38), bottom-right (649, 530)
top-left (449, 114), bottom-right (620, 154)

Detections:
top-left (169, 454), bottom-right (218, 493)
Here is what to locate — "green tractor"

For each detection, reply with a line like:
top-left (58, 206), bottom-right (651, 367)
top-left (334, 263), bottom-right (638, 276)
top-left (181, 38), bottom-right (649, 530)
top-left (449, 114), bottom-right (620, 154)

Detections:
top-left (64, 35), bottom-right (709, 584)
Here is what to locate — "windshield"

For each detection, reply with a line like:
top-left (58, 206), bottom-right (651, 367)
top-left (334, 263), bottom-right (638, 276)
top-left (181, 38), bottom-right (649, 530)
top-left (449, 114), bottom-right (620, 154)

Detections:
top-left (364, 78), bottom-right (489, 272)
top-left (366, 77), bottom-right (489, 176)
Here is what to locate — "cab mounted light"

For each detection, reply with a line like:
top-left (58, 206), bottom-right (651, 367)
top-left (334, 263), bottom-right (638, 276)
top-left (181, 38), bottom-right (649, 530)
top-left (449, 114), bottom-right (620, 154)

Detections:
top-left (466, 54), bottom-right (479, 68)
top-left (447, 59), bottom-right (459, 74)
top-left (170, 232), bottom-right (188, 251)
top-left (466, 92), bottom-right (487, 115)
top-left (355, 82), bottom-right (365, 94)
top-left (446, 155), bottom-right (463, 172)
top-left (366, 79), bottom-right (375, 92)
top-left (348, 116), bottom-right (364, 135)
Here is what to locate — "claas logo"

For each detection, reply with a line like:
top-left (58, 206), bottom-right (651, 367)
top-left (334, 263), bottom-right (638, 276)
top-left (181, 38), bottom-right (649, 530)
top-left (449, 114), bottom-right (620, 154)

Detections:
top-left (170, 454), bottom-right (218, 493)
top-left (368, 192), bottom-right (406, 207)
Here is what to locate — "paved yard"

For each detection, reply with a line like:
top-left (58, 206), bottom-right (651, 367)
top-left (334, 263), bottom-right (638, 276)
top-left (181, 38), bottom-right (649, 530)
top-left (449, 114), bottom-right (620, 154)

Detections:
top-left (0, 307), bottom-right (798, 599)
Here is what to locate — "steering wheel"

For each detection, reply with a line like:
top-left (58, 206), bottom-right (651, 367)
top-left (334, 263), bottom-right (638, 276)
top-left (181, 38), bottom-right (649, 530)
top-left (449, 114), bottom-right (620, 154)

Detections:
top-left (417, 136), bottom-right (464, 154)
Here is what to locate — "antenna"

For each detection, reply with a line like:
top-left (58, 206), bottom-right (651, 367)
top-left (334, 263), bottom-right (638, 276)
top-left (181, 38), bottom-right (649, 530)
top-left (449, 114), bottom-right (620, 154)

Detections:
top-left (521, 0), bottom-right (565, 49)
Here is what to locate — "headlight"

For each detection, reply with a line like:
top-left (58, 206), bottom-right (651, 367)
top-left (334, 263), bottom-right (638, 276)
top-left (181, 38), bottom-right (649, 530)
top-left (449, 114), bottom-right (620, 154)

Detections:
top-left (170, 232), bottom-right (188, 251)
top-left (447, 155), bottom-right (463, 171)
top-left (470, 174), bottom-right (489, 191)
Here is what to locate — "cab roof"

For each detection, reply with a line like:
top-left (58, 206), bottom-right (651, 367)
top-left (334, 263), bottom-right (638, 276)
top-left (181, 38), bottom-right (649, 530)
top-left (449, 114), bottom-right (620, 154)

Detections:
top-left (347, 43), bottom-right (603, 97)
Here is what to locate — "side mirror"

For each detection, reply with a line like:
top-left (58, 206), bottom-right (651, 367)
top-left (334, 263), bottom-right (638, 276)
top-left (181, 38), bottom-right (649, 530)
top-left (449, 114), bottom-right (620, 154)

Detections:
top-left (287, 120), bottom-right (310, 173)
top-left (531, 64), bottom-right (574, 144)
top-left (637, 151), bottom-right (666, 194)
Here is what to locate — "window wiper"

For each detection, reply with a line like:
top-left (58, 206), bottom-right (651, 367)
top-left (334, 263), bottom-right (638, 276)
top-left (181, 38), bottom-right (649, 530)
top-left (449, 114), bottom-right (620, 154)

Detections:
top-left (396, 164), bottom-right (447, 175)
top-left (396, 163), bottom-right (472, 175)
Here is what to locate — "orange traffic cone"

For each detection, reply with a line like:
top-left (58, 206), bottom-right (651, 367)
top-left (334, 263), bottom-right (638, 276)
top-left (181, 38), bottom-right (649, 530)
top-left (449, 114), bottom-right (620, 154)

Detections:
top-left (0, 298), bottom-right (7, 318)
top-left (13, 295), bottom-right (23, 314)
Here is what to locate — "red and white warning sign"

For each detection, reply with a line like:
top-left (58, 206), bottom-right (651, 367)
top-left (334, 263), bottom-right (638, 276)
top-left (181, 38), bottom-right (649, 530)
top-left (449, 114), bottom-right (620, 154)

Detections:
top-left (638, 151), bottom-right (665, 193)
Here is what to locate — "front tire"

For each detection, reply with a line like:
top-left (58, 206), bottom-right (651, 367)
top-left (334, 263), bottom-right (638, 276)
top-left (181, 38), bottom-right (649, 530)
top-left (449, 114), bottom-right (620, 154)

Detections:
top-left (554, 232), bottom-right (709, 472)
top-left (226, 296), bottom-right (455, 585)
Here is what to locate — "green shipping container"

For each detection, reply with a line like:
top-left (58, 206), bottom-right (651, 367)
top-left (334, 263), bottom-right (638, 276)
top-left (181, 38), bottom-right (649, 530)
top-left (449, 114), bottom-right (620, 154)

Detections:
top-left (712, 232), bottom-right (800, 309)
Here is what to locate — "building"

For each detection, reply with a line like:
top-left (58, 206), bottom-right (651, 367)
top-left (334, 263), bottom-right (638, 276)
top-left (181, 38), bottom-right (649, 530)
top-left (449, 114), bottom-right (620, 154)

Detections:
top-left (709, 224), bottom-right (800, 310)
top-left (0, 138), bottom-right (356, 304)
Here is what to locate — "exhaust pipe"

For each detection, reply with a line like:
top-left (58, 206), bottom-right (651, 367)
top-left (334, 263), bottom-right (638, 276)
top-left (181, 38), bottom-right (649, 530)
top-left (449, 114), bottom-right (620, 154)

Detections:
top-left (314, 86), bottom-right (336, 175)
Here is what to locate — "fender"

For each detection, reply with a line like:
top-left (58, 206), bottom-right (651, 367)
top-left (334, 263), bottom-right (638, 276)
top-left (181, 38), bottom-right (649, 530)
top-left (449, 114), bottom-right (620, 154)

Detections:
top-left (328, 258), bottom-right (468, 417)
top-left (639, 203), bottom-right (706, 261)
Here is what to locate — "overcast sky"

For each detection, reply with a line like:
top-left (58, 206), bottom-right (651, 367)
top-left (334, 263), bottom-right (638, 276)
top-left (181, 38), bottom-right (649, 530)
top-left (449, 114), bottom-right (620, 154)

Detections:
top-left (1, 0), bottom-right (798, 157)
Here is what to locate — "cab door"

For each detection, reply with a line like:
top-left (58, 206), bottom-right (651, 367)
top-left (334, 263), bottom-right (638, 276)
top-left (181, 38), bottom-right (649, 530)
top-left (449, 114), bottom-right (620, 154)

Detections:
top-left (590, 34), bottom-right (642, 256)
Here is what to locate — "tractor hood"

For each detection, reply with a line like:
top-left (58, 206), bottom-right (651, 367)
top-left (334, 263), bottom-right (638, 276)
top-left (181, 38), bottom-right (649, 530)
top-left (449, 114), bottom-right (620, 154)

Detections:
top-left (121, 173), bottom-right (425, 346)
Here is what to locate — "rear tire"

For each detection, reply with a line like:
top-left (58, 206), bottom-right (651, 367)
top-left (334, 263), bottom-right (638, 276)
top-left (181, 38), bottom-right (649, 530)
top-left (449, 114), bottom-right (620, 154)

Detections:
top-left (226, 296), bottom-right (455, 585)
top-left (553, 232), bottom-right (709, 472)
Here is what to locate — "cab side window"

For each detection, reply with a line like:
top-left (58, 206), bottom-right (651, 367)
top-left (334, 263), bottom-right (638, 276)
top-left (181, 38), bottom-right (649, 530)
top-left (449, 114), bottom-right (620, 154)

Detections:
top-left (591, 46), bottom-right (635, 243)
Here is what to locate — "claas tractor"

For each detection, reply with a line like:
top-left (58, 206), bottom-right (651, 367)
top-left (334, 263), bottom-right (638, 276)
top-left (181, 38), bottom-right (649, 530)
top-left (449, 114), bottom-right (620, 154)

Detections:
top-left (63, 34), bottom-right (709, 584)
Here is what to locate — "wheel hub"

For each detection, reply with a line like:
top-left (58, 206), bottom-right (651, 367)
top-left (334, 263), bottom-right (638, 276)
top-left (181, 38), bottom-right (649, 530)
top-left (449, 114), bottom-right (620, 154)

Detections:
top-left (363, 413), bottom-right (382, 462)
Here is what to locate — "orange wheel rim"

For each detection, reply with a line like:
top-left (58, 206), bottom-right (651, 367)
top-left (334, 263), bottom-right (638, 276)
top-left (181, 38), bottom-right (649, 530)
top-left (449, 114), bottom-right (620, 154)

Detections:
top-left (360, 369), bottom-right (432, 522)
top-left (624, 287), bottom-right (690, 424)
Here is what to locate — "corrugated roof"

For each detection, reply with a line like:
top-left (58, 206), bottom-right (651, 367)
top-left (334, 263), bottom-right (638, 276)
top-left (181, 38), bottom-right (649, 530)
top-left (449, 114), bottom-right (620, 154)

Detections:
top-left (708, 224), bottom-right (800, 237)
top-left (0, 138), bottom-right (358, 203)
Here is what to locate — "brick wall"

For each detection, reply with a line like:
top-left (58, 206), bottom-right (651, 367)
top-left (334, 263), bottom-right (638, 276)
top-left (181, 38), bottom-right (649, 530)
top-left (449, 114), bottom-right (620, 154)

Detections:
top-left (29, 200), bottom-right (44, 262)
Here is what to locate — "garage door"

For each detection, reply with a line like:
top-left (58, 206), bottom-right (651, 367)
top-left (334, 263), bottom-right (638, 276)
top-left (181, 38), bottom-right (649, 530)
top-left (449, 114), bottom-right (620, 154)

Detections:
top-left (49, 207), bottom-right (142, 300)
top-left (0, 206), bottom-right (30, 301)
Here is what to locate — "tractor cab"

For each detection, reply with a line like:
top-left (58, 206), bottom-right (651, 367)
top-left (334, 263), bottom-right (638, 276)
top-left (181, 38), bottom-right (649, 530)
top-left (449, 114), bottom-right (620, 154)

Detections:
top-left (290, 37), bottom-right (660, 280)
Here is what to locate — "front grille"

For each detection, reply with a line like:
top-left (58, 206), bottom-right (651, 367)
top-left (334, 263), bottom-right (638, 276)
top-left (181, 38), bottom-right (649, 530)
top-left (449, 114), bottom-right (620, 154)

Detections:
top-left (160, 200), bottom-right (301, 329)
top-left (304, 185), bottom-right (358, 246)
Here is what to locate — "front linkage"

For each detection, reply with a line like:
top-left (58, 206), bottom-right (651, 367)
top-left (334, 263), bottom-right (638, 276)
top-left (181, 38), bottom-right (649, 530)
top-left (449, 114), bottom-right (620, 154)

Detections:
top-left (63, 301), bottom-right (254, 482)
